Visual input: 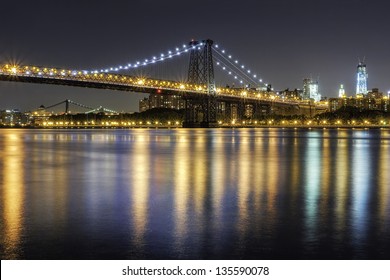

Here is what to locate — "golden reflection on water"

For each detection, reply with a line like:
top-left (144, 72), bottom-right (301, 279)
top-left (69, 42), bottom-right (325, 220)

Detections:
top-left (252, 133), bottom-right (265, 220)
top-left (193, 133), bottom-right (207, 218)
top-left (32, 134), bottom-right (69, 231)
top-left (1, 131), bottom-right (25, 259)
top-left (290, 137), bottom-right (300, 200)
top-left (173, 131), bottom-right (191, 252)
top-left (1, 128), bottom-right (390, 259)
top-left (131, 134), bottom-right (150, 248)
top-left (209, 132), bottom-right (225, 250)
top-left (335, 131), bottom-right (349, 238)
top-left (236, 131), bottom-right (251, 252)
top-left (264, 134), bottom-right (278, 231)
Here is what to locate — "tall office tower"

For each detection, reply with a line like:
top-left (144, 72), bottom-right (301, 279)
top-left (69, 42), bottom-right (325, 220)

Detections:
top-left (339, 84), bottom-right (346, 98)
top-left (356, 62), bottom-right (367, 96)
top-left (302, 78), bottom-right (321, 102)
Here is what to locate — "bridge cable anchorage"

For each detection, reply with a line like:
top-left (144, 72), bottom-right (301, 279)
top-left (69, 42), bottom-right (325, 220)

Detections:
top-left (212, 44), bottom-right (269, 89)
top-left (88, 41), bottom-right (203, 74)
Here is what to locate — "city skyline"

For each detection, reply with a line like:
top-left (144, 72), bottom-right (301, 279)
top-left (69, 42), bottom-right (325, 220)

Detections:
top-left (1, 0), bottom-right (390, 112)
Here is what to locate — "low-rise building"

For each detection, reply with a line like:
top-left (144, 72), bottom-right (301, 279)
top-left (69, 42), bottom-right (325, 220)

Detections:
top-left (329, 95), bottom-right (389, 112)
top-left (0, 109), bottom-right (29, 126)
top-left (139, 94), bottom-right (185, 112)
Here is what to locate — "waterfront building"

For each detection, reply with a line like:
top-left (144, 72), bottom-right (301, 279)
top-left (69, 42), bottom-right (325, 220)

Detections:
top-left (0, 109), bottom-right (29, 126)
top-left (30, 106), bottom-right (53, 125)
top-left (329, 93), bottom-right (388, 112)
top-left (139, 94), bottom-right (185, 112)
top-left (356, 62), bottom-right (368, 96)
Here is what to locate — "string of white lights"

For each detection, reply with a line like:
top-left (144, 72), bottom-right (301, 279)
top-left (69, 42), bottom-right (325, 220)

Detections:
top-left (214, 57), bottom-right (252, 86)
top-left (87, 41), bottom-right (203, 74)
top-left (84, 40), bottom-right (269, 89)
top-left (212, 44), bottom-right (268, 88)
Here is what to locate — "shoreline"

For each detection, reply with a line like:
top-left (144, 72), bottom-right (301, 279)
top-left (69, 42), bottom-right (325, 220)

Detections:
top-left (1, 125), bottom-right (389, 129)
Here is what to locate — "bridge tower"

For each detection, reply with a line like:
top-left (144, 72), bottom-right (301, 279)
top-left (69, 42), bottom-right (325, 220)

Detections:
top-left (184, 39), bottom-right (218, 127)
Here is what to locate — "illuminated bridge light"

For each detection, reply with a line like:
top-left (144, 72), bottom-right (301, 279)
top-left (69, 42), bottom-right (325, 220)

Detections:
top-left (0, 63), bottom-right (305, 105)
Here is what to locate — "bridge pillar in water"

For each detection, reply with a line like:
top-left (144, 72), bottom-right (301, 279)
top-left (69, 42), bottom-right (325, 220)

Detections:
top-left (183, 39), bottom-right (218, 128)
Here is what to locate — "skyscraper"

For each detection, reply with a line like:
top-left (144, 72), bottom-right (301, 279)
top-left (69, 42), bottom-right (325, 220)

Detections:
top-left (302, 78), bottom-right (321, 102)
top-left (356, 62), bottom-right (368, 96)
top-left (339, 84), bottom-right (346, 98)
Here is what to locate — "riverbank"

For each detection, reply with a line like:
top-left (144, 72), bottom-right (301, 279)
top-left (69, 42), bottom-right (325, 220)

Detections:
top-left (1, 124), bottom-right (389, 129)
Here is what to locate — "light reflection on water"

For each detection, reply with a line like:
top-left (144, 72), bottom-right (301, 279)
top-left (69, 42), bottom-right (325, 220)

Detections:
top-left (1, 132), bottom-right (24, 259)
top-left (0, 128), bottom-right (390, 259)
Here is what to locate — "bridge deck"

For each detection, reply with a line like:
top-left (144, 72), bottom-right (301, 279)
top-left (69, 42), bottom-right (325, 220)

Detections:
top-left (0, 64), bottom-right (327, 109)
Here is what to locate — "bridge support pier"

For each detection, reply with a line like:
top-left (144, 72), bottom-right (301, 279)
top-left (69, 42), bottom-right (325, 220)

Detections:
top-left (182, 96), bottom-right (218, 128)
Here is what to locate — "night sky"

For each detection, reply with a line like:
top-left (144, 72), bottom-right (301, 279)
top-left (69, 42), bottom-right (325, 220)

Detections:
top-left (1, 0), bottom-right (389, 112)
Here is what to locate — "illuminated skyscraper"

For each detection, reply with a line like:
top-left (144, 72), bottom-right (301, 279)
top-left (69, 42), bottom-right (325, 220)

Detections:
top-left (339, 84), bottom-right (346, 98)
top-left (302, 78), bottom-right (321, 102)
top-left (356, 62), bottom-right (367, 96)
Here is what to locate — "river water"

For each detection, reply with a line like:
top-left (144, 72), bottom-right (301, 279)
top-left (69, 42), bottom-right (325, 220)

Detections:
top-left (0, 128), bottom-right (389, 259)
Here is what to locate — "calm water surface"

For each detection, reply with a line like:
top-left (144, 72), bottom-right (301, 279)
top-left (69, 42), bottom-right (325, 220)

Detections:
top-left (1, 128), bottom-right (390, 259)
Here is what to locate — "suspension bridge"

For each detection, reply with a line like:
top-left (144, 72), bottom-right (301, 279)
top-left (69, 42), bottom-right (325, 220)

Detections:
top-left (37, 99), bottom-right (118, 114)
top-left (0, 39), bottom-right (326, 127)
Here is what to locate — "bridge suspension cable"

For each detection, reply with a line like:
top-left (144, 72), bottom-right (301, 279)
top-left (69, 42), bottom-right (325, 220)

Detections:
top-left (85, 39), bottom-right (270, 89)
top-left (212, 43), bottom-right (269, 89)
top-left (85, 106), bottom-right (117, 114)
top-left (38, 99), bottom-right (117, 114)
top-left (88, 41), bottom-right (203, 74)
top-left (41, 99), bottom-right (94, 110)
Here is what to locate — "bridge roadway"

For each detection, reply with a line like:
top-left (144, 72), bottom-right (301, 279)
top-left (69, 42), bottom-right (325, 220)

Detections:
top-left (0, 64), bottom-right (325, 110)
